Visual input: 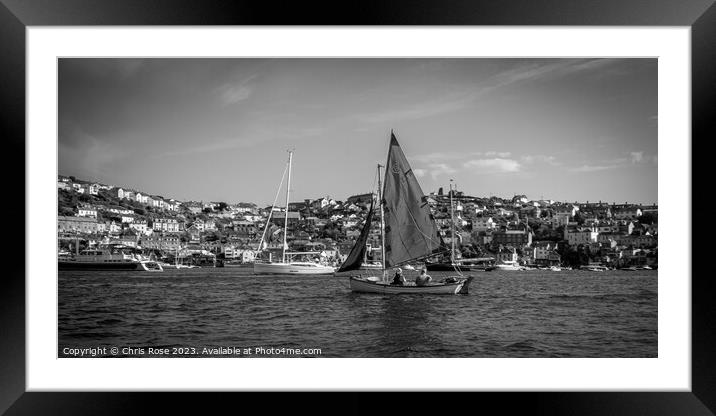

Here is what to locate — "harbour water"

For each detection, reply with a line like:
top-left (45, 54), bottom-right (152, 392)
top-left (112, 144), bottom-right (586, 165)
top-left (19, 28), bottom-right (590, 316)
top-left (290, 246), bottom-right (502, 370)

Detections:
top-left (58, 268), bottom-right (657, 358)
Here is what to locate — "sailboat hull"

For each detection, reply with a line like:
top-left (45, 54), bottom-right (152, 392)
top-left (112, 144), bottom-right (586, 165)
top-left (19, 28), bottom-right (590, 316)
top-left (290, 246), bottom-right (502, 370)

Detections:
top-left (254, 262), bottom-right (336, 275)
top-left (349, 275), bottom-right (473, 295)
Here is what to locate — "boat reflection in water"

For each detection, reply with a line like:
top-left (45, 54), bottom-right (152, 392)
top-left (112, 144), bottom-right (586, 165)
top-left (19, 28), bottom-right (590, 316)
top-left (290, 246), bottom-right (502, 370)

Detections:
top-left (58, 244), bottom-right (163, 272)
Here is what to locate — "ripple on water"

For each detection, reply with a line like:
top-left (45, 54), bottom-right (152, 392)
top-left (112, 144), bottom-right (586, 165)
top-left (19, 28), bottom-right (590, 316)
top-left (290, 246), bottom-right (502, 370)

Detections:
top-left (58, 269), bottom-right (657, 357)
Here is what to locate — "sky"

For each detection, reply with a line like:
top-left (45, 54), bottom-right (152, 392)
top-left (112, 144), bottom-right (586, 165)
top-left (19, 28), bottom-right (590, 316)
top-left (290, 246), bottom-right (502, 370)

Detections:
top-left (58, 58), bottom-right (657, 206)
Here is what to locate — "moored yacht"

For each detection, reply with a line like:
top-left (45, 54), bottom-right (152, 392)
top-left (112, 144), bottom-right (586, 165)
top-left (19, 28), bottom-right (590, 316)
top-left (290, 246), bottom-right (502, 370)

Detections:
top-left (58, 244), bottom-right (163, 271)
top-left (494, 261), bottom-right (524, 271)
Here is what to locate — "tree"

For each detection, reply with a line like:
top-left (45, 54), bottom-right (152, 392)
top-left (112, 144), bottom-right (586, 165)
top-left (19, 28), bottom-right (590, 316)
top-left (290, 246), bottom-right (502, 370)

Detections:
top-left (573, 212), bottom-right (586, 225)
top-left (640, 211), bottom-right (657, 225)
top-left (59, 206), bottom-right (75, 217)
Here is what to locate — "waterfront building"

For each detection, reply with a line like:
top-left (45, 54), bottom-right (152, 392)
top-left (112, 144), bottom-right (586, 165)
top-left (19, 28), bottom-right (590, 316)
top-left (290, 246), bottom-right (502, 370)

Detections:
top-left (492, 226), bottom-right (533, 247)
top-left (141, 233), bottom-right (181, 251)
top-left (58, 216), bottom-right (99, 234)
top-left (495, 246), bottom-right (518, 264)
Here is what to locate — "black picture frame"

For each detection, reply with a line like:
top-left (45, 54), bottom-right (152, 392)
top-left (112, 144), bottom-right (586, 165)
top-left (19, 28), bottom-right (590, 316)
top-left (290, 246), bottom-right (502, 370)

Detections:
top-left (2, 1), bottom-right (712, 414)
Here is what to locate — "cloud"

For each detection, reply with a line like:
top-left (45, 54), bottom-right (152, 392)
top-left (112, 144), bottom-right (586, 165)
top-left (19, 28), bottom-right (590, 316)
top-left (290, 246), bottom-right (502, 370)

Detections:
top-left (521, 154), bottom-right (559, 165)
top-left (484, 151), bottom-right (512, 158)
top-left (630, 151), bottom-right (644, 163)
top-left (355, 92), bottom-right (474, 123)
top-left (411, 150), bottom-right (511, 164)
top-left (58, 127), bottom-right (133, 180)
top-left (463, 158), bottom-right (521, 173)
top-left (413, 169), bottom-right (426, 178)
top-left (411, 151), bottom-right (470, 164)
top-left (157, 126), bottom-right (325, 158)
top-left (215, 73), bottom-right (259, 105)
top-left (569, 164), bottom-right (618, 172)
top-left (354, 59), bottom-right (621, 124)
top-left (426, 163), bottom-right (457, 179)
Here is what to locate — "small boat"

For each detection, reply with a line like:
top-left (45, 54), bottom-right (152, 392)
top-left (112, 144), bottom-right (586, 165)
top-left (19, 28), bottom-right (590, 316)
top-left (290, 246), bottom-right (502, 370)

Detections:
top-left (254, 261), bottom-right (336, 275)
top-left (360, 261), bottom-right (384, 270)
top-left (349, 275), bottom-right (473, 295)
top-left (252, 150), bottom-right (336, 275)
top-left (581, 264), bottom-right (609, 272)
top-left (549, 266), bottom-right (562, 272)
top-left (337, 131), bottom-right (473, 295)
top-left (58, 244), bottom-right (163, 271)
top-left (493, 261), bottom-right (523, 271)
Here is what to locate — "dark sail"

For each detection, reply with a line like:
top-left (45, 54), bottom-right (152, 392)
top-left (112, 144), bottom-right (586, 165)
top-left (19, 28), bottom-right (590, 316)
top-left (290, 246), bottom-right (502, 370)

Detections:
top-left (337, 200), bottom-right (375, 272)
top-left (382, 132), bottom-right (447, 267)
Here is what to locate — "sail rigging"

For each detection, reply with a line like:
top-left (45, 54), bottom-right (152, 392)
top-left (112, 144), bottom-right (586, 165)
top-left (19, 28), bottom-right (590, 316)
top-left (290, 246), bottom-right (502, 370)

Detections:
top-left (337, 200), bottom-right (375, 273)
top-left (382, 132), bottom-right (448, 267)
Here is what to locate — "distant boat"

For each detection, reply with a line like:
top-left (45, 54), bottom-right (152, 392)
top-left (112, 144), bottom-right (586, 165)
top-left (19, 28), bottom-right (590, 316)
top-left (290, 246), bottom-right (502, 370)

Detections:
top-left (252, 151), bottom-right (336, 275)
top-left (493, 261), bottom-right (523, 271)
top-left (58, 244), bottom-right (163, 272)
top-left (161, 248), bottom-right (198, 269)
top-left (425, 179), bottom-right (472, 272)
top-left (337, 131), bottom-right (473, 295)
top-left (636, 265), bottom-right (653, 270)
top-left (581, 264), bottom-right (609, 272)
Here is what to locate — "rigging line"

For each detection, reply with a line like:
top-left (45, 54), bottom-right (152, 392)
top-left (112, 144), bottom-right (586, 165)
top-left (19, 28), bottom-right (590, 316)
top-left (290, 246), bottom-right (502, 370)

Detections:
top-left (257, 161), bottom-right (289, 252)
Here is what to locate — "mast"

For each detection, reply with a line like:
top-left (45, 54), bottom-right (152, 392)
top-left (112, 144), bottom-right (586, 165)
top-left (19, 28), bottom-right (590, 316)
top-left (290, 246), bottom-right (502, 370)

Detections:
top-left (282, 150), bottom-right (293, 263)
top-left (450, 179), bottom-right (455, 264)
top-left (378, 163), bottom-right (386, 280)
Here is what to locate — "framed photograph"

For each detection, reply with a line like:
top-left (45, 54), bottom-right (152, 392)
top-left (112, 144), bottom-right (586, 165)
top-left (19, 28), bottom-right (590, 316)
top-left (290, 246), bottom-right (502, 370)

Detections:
top-left (3, 0), bottom-right (712, 414)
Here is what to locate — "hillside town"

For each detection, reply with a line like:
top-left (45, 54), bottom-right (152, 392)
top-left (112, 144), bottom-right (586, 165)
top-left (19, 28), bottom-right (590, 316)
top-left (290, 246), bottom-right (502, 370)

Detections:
top-left (57, 175), bottom-right (658, 269)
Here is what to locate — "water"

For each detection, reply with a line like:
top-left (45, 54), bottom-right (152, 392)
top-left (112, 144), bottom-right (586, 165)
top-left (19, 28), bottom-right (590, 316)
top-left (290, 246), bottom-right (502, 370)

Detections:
top-left (58, 268), bottom-right (657, 357)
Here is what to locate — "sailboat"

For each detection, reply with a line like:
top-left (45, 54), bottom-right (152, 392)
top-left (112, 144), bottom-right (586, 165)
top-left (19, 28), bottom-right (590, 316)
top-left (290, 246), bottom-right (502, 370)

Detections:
top-left (337, 131), bottom-right (474, 294)
top-left (253, 151), bottom-right (336, 275)
top-left (425, 179), bottom-right (473, 272)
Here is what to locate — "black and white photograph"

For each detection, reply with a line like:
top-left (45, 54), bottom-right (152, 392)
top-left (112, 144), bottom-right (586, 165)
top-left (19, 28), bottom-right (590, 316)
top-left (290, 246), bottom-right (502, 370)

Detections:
top-left (56, 57), bottom-right (658, 359)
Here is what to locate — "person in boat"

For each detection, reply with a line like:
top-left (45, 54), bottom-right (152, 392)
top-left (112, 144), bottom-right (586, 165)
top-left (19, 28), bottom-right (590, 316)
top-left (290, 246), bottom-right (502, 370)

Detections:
top-left (415, 268), bottom-right (433, 286)
top-left (391, 268), bottom-right (406, 286)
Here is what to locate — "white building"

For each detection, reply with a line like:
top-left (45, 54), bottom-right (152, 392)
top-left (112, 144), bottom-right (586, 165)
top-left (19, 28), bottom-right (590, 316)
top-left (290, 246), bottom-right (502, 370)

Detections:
top-left (129, 220), bottom-right (149, 235)
top-left (152, 217), bottom-right (181, 233)
top-left (77, 206), bottom-right (98, 218)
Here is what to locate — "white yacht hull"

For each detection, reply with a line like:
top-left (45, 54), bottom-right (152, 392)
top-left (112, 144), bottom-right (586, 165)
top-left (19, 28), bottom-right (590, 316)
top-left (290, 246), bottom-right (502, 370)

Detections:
top-left (348, 275), bottom-right (473, 295)
top-left (494, 265), bottom-right (523, 271)
top-left (253, 262), bottom-right (336, 275)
